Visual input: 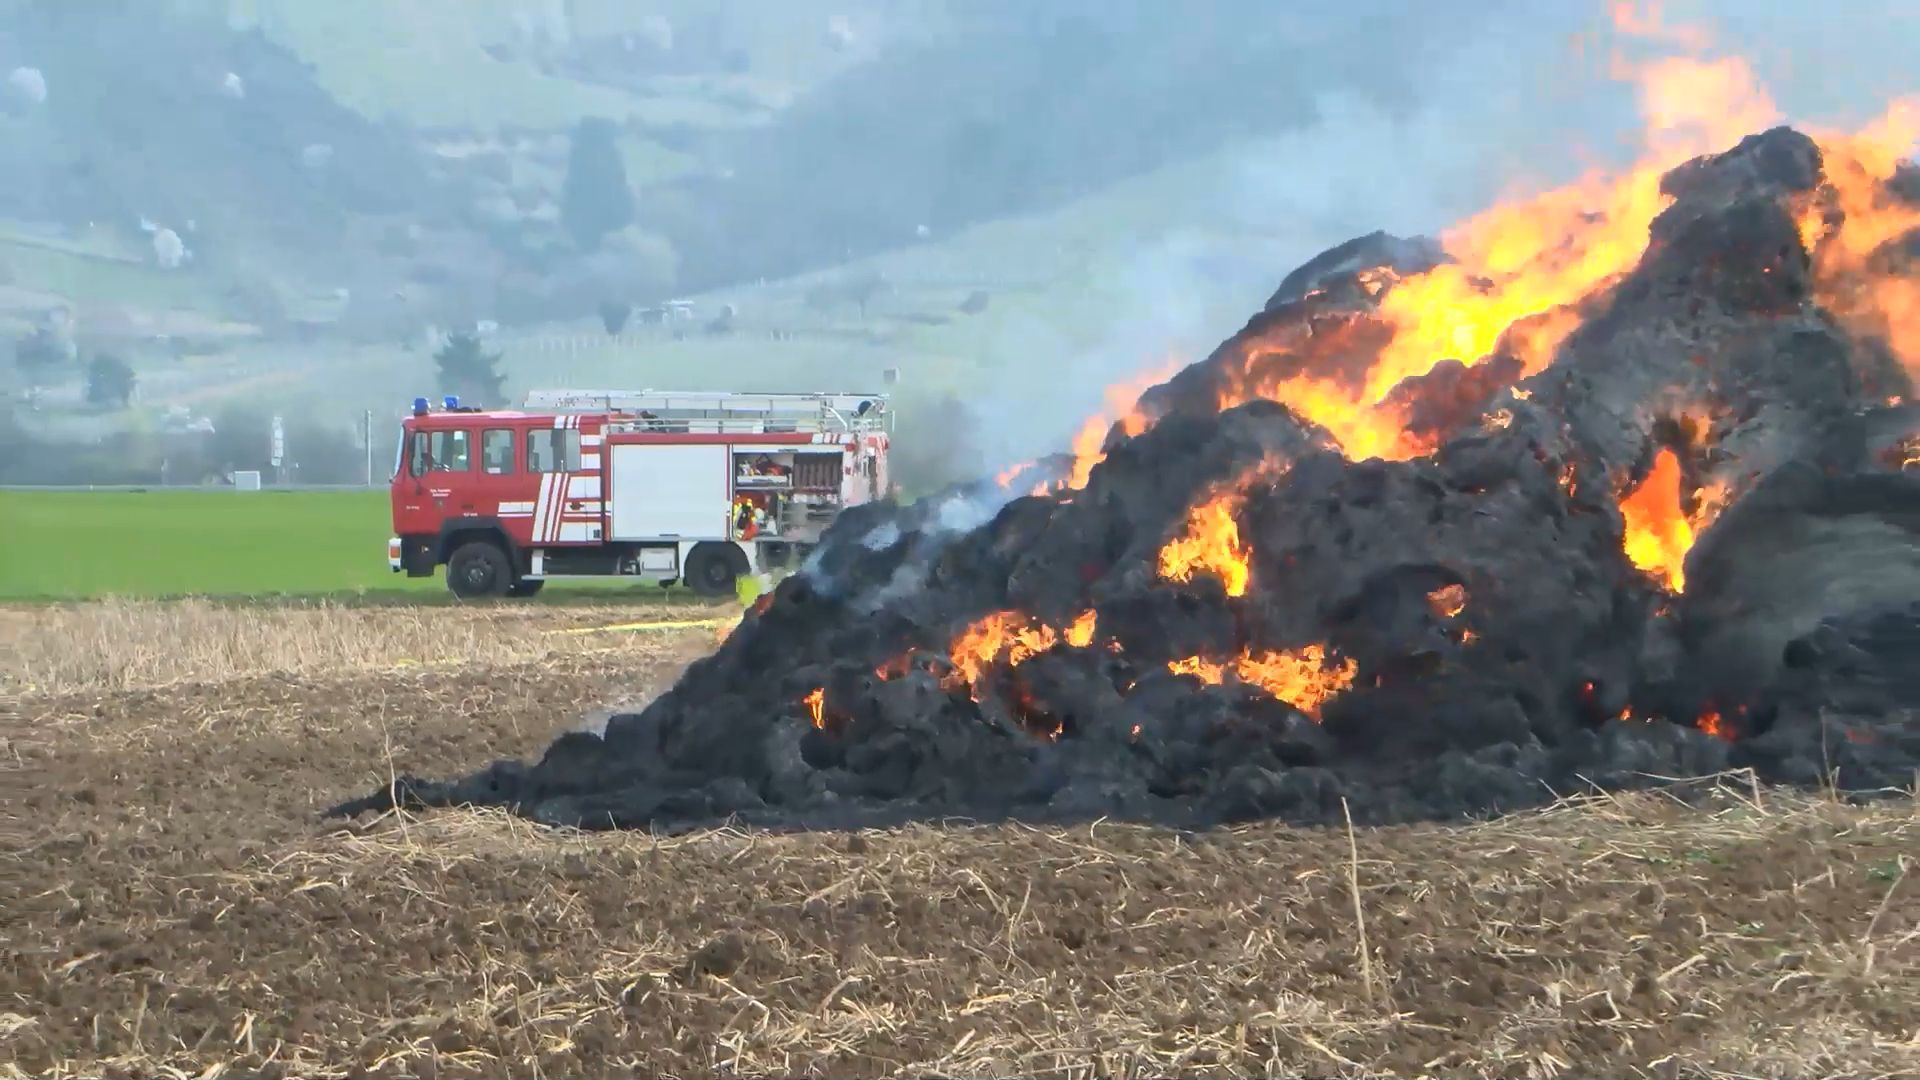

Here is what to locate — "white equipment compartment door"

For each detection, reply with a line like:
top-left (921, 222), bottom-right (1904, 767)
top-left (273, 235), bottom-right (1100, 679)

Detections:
top-left (607, 443), bottom-right (730, 540)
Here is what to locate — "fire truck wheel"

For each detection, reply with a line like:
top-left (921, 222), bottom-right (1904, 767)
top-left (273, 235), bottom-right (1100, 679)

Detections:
top-left (683, 542), bottom-right (748, 599)
top-left (446, 541), bottom-right (513, 600)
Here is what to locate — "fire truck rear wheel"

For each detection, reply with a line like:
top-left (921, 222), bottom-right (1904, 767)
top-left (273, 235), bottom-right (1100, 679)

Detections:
top-left (683, 542), bottom-right (748, 599)
top-left (446, 540), bottom-right (513, 600)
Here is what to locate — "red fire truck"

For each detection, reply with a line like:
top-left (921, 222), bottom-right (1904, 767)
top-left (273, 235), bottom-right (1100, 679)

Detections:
top-left (387, 389), bottom-right (894, 599)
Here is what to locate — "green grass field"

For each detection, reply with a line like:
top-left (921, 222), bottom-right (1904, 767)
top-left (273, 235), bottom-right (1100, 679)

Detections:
top-left (0, 489), bottom-right (683, 602)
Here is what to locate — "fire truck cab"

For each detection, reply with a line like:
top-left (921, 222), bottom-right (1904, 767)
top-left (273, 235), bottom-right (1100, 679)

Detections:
top-left (387, 389), bottom-right (893, 599)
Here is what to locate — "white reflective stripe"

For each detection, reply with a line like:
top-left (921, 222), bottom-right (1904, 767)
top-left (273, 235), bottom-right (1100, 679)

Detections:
top-left (580, 434), bottom-right (603, 447)
top-left (498, 500), bottom-right (535, 514)
top-left (549, 474), bottom-right (564, 542)
top-left (579, 453), bottom-right (601, 470)
top-left (557, 521), bottom-right (596, 542)
top-left (532, 474), bottom-right (554, 542)
top-left (566, 476), bottom-right (601, 499)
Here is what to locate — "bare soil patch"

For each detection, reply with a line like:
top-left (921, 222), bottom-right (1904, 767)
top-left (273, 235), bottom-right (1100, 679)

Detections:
top-left (3, 606), bottom-right (1914, 1079)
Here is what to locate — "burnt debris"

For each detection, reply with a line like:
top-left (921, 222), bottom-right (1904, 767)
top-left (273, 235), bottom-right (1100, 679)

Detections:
top-left (332, 127), bottom-right (1920, 833)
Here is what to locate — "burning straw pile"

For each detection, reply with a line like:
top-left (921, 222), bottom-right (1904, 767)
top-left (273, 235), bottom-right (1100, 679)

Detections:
top-left (336, 84), bottom-right (1920, 834)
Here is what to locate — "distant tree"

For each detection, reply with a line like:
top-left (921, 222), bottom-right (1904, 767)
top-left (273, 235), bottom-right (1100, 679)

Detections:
top-left (598, 299), bottom-right (631, 335)
top-left (434, 332), bottom-right (507, 406)
top-left (85, 352), bottom-right (136, 407)
top-left (560, 117), bottom-right (635, 250)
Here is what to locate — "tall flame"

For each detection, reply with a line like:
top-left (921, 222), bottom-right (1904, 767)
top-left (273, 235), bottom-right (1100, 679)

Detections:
top-left (1618, 448), bottom-right (1695, 592)
top-left (1064, 608), bottom-right (1098, 648)
top-left (1802, 100), bottom-right (1920, 381)
top-left (1158, 494), bottom-right (1252, 597)
top-left (1195, 12), bottom-right (1793, 465)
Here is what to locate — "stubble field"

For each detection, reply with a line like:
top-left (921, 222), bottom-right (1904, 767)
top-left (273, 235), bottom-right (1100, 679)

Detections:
top-left (2, 601), bottom-right (1915, 1079)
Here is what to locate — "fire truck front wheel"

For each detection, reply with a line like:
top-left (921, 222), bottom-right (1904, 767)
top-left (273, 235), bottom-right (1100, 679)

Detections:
top-left (683, 542), bottom-right (748, 599)
top-left (445, 540), bottom-right (514, 600)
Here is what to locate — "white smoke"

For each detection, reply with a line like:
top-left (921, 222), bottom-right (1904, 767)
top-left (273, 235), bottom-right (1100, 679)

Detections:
top-left (933, 493), bottom-right (994, 533)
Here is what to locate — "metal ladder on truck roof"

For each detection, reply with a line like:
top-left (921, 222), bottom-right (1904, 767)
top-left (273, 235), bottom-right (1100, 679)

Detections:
top-left (522, 389), bottom-right (892, 435)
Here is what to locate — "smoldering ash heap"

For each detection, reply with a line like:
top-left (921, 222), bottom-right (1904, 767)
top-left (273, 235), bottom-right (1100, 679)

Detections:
top-left (334, 126), bottom-right (1920, 832)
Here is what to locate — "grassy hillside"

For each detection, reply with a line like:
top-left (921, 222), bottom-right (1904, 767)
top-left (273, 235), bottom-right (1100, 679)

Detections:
top-left (229, 0), bottom-right (889, 131)
top-left (127, 136), bottom-right (1313, 415)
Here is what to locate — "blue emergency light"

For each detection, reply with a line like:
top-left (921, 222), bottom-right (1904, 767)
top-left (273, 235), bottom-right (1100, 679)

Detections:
top-left (444, 395), bottom-right (460, 410)
top-left (412, 396), bottom-right (430, 415)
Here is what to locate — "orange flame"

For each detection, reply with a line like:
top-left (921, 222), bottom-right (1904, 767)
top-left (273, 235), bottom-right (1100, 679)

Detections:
top-left (1618, 448), bottom-right (1696, 592)
top-left (1695, 708), bottom-right (1734, 741)
top-left (948, 611), bottom-right (1057, 689)
top-left (946, 608), bottom-right (1106, 693)
top-left (1064, 608), bottom-right (1098, 648)
top-left (1802, 100), bottom-right (1920, 382)
top-left (1158, 494), bottom-right (1252, 597)
top-left (803, 687), bottom-right (826, 729)
top-left (1166, 645), bottom-right (1358, 719)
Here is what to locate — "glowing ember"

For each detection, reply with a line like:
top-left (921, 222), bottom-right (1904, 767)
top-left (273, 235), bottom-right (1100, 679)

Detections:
top-left (1618, 448), bottom-right (1697, 592)
top-left (1158, 495), bottom-right (1252, 597)
top-left (1064, 609), bottom-right (1098, 648)
top-left (1165, 645), bottom-right (1358, 719)
top-left (874, 652), bottom-right (915, 681)
top-left (803, 687), bottom-right (826, 730)
top-left (1891, 434), bottom-right (1920, 471)
top-left (1427, 584), bottom-right (1468, 620)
